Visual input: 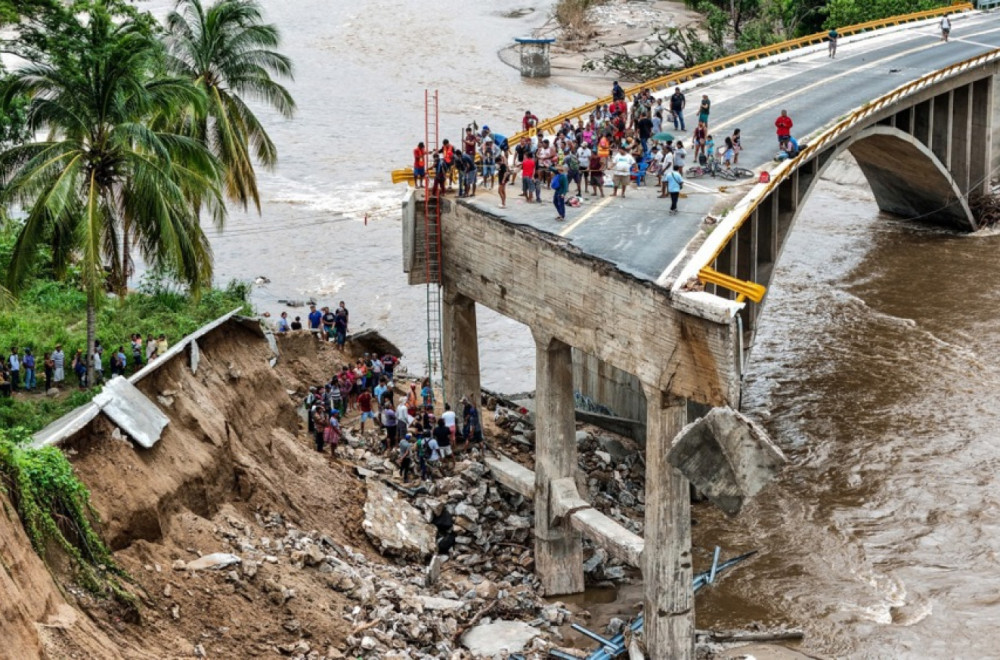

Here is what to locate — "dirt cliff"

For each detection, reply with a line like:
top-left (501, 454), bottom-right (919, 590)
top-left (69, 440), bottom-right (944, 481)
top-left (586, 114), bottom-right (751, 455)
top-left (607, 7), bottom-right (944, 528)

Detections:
top-left (3, 324), bottom-right (380, 659)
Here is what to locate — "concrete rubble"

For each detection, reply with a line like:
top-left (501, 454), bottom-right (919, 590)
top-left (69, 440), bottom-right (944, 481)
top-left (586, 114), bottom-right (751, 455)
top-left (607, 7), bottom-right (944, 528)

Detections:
top-left (668, 407), bottom-right (787, 516)
top-left (165, 396), bottom-right (780, 659)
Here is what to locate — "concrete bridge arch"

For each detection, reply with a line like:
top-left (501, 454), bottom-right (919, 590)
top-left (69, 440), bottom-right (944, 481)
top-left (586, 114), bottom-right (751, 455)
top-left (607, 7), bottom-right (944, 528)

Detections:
top-left (814, 126), bottom-right (978, 231)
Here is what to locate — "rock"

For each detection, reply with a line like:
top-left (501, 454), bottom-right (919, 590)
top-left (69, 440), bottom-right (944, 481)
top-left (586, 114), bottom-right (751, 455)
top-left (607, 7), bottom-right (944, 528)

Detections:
top-left (598, 436), bottom-right (631, 463)
top-left (360, 636), bottom-right (378, 651)
top-left (583, 548), bottom-right (607, 573)
top-left (242, 560), bottom-right (258, 580)
top-left (603, 565), bottom-right (626, 580)
top-left (462, 620), bottom-right (541, 655)
top-left (46, 388), bottom-right (60, 397)
top-left (170, 605), bottom-right (180, 620)
top-left (303, 544), bottom-right (325, 567)
top-left (416, 595), bottom-right (465, 611)
top-left (505, 514), bottom-right (531, 529)
top-left (595, 450), bottom-right (612, 464)
top-left (475, 579), bottom-right (498, 599)
top-left (172, 559), bottom-right (186, 571)
top-left (454, 502), bottom-right (480, 524)
top-left (163, 584), bottom-right (172, 598)
top-left (362, 481), bottom-right (437, 559)
top-left (426, 554), bottom-right (445, 587)
top-left (185, 553), bottom-right (242, 571)
top-left (575, 431), bottom-right (591, 444)
top-left (461, 462), bottom-right (487, 482)
top-left (283, 619), bottom-right (301, 633)
top-left (194, 643), bottom-right (206, 657)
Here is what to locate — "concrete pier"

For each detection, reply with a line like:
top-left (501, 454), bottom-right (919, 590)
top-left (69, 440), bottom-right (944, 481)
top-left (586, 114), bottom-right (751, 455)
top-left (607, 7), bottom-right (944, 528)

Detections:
top-left (533, 333), bottom-right (585, 596)
top-left (442, 283), bottom-right (481, 407)
top-left (642, 385), bottom-right (694, 659)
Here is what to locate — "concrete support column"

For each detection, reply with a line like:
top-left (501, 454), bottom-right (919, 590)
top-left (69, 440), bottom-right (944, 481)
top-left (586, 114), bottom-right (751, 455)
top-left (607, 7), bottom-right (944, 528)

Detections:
top-left (971, 77), bottom-right (993, 197)
top-left (533, 332), bottom-right (584, 596)
top-left (931, 91), bottom-right (953, 168)
top-left (640, 384), bottom-right (693, 659)
top-left (442, 283), bottom-right (481, 408)
top-left (951, 84), bottom-right (972, 194)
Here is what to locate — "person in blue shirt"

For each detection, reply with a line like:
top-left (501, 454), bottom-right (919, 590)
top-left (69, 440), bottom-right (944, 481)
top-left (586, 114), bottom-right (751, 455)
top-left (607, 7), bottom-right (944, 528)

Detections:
top-left (550, 165), bottom-right (569, 221)
top-left (665, 167), bottom-right (684, 214)
top-left (307, 304), bottom-right (322, 333)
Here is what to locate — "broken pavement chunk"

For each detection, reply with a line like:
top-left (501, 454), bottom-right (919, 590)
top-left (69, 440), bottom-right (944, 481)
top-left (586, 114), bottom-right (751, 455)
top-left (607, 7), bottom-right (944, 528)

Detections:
top-left (668, 406), bottom-right (786, 515)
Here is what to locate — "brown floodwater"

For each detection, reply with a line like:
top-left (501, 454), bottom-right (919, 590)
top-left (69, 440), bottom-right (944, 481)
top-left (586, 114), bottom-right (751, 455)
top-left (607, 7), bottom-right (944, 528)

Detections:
top-left (137, 0), bottom-right (1000, 655)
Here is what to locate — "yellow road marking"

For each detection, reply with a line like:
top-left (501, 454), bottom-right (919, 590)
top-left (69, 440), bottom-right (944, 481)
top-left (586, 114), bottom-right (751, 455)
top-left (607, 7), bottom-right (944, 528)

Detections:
top-left (559, 195), bottom-right (614, 236)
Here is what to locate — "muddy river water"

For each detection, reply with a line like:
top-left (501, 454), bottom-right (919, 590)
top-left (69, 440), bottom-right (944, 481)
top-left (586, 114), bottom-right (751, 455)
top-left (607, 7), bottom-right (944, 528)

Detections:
top-left (142, 0), bottom-right (1000, 656)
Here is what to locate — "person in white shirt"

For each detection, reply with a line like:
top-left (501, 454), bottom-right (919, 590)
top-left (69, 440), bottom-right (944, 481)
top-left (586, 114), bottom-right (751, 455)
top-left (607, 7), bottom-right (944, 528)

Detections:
top-left (672, 141), bottom-right (687, 175)
top-left (441, 403), bottom-right (458, 443)
top-left (610, 146), bottom-right (636, 198)
top-left (396, 400), bottom-right (411, 429)
top-left (940, 14), bottom-right (951, 41)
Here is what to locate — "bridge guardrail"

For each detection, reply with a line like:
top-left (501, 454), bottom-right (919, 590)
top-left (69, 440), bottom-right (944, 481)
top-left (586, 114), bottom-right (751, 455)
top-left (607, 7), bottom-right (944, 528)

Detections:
top-left (686, 46), bottom-right (1000, 304)
top-left (390, 3), bottom-right (972, 185)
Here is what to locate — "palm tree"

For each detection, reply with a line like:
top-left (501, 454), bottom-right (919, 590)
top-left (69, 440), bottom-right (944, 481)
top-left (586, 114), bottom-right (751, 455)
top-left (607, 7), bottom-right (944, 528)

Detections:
top-left (0, 6), bottom-right (224, 384)
top-left (164, 0), bottom-right (295, 213)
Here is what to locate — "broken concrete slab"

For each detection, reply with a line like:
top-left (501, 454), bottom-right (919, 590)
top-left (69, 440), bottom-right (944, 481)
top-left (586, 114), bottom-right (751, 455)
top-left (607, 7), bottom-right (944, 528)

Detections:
top-left (668, 406), bottom-right (786, 516)
top-left (485, 455), bottom-right (535, 498)
top-left (461, 620), bottom-right (541, 655)
top-left (92, 376), bottom-right (170, 449)
top-left (185, 553), bottom-right (242, 571)
top-left (362, 480), bottom-right (437, 559)
top-left (189, 339), bottom-right (201, 374)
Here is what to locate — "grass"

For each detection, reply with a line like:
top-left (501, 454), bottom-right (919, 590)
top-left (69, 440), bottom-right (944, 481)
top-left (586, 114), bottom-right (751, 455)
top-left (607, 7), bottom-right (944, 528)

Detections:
top-left (0, 279), bottom-right (251, 431)
top-left (0, 220), bottom-right (252, 431)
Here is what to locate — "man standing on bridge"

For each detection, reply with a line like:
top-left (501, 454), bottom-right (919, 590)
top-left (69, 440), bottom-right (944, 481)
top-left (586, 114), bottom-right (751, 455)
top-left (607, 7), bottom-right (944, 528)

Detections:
top-left (940, 14), bottom-right (951, 42)
top-left (775, 109), bottom-right (793, 147)
top-left (698, 94), bottom-right (711, 129)
top-left (670, 87), bottom-right (686, 131)
top-left (828, 27), bottom-right (839, 58)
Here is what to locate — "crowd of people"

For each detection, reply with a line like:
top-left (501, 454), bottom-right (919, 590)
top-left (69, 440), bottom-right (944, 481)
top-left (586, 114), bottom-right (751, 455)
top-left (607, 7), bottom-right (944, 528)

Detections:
top-left (0, 333), bottom-right (171, 395)
top-left (412, 82), bottom-right (761, 216)
top-left (304, 363), bottom-right (484, 483)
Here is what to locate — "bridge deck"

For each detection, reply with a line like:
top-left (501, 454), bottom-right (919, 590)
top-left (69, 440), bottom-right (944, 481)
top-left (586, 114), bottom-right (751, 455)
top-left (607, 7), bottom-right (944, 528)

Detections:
top-left (461, 10), bottom-right (1000, 285)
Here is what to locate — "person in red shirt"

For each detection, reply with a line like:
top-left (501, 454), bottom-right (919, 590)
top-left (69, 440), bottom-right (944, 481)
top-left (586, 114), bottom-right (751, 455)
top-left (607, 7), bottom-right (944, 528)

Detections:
top-left (357, 389), bottom-right (373, 433)
top-left (775, 109), bottom-right (793, 147)
top-left (413, 142), bottom-right (426, 188)
top-left (522, 110), bottom-right (539, 131)
top-left (440, 139), bottom-right (455, 191)
top-left (463, 127), bottom-right (478, 156)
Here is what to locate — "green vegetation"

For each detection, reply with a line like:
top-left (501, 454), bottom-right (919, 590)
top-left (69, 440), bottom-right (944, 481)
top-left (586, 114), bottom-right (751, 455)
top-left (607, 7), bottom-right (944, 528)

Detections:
top-left (0, 426), bottom-right (130, 602)
top-left (554, 0), bottom-right (608, 44)
top-left (583, 0), bottom-right (952, 79)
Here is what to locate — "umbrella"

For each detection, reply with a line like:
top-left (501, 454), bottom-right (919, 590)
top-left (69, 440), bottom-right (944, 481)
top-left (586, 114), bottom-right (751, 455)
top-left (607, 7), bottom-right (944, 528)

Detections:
top-left (652, 132), bottom-right (675, 142)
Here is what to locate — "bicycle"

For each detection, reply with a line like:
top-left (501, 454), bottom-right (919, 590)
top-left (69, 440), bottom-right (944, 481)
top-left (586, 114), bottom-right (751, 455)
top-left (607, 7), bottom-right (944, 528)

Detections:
top-left (730, 166), bottom-right (755, 179)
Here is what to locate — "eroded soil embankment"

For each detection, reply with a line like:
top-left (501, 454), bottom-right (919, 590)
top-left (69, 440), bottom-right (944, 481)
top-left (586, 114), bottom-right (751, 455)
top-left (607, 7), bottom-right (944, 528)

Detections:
top-left (10, 325), bottom-right (376, 659)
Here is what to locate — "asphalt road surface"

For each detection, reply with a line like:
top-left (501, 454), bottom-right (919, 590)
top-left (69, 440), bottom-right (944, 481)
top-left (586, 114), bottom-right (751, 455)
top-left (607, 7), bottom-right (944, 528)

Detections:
top-left (468, 11), bottom-right (1000, 283)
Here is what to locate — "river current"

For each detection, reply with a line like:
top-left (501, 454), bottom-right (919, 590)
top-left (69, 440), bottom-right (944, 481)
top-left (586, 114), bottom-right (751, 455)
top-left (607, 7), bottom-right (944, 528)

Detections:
top-left (143, 0), bottom-right (1000, 656)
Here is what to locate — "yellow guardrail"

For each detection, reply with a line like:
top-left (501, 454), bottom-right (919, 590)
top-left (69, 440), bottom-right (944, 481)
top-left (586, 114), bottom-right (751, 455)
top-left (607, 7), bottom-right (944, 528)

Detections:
top-left (695, 41), bottom-right (997, 304)
top-left (391, 3), bottom-right (971, 185)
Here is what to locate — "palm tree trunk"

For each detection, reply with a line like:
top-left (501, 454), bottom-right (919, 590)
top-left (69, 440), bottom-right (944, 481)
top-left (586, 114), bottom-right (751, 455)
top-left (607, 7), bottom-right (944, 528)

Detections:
top-left (86, 303), bottom-right (96, 388)
top-left (120, 221), bottom-right (130, 297)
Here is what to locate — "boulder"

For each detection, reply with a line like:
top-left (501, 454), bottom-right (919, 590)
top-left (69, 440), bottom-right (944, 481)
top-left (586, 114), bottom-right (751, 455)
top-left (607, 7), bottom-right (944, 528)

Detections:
top-left (362, 480), bottom-right (437, 559)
